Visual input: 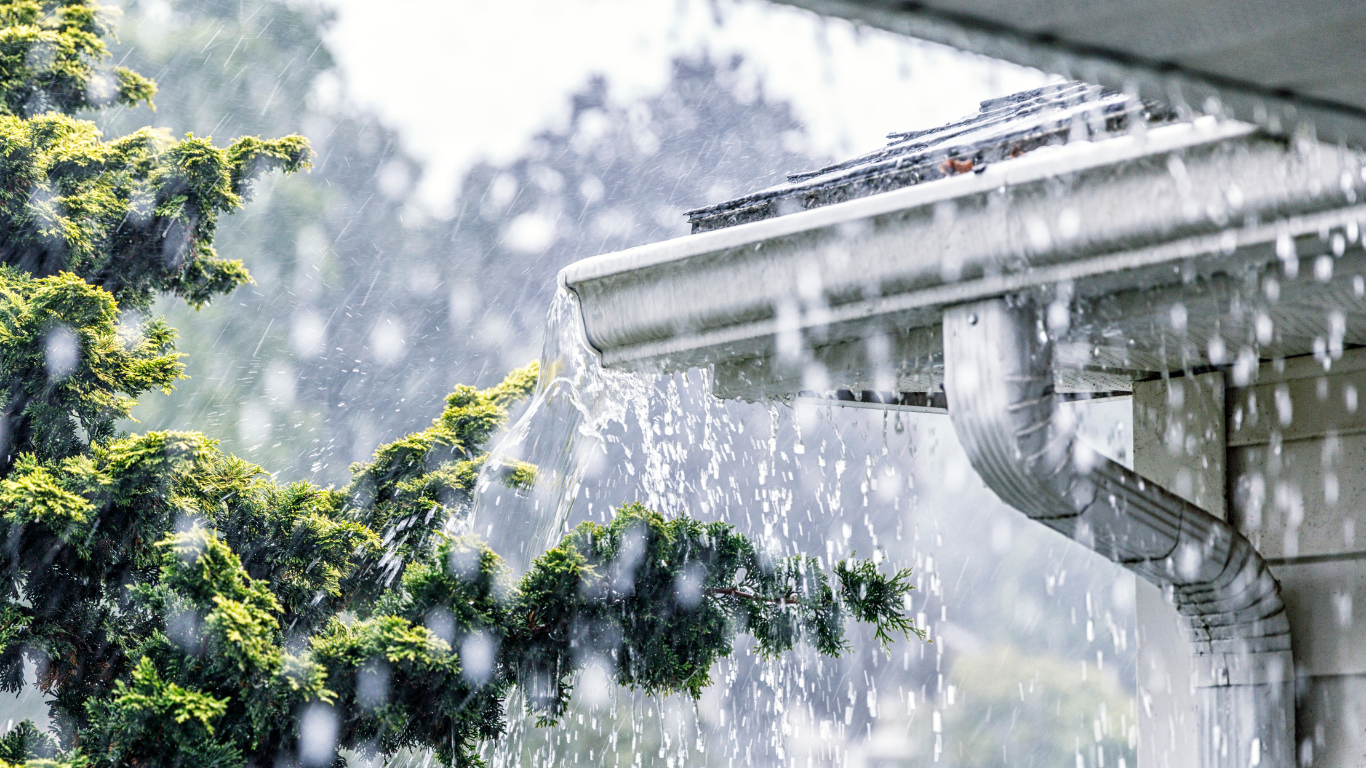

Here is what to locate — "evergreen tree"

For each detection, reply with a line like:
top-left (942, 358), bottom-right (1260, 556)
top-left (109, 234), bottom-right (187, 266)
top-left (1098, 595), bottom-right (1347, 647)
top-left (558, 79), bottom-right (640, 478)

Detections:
top-left (0, 3), bottom-right (920, 766)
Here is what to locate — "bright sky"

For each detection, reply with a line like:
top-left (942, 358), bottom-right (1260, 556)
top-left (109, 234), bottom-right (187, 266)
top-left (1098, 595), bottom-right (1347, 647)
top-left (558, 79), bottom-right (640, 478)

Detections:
top-left (319, 0), bottom-right (1051, 211)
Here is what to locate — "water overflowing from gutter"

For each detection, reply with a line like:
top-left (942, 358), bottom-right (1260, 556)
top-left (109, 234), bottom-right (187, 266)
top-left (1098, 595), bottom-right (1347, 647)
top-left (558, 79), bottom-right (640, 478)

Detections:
top-left (458, 286), bottom-right (1138, 768)
top-left (468, 286), bottom-right (654, 573)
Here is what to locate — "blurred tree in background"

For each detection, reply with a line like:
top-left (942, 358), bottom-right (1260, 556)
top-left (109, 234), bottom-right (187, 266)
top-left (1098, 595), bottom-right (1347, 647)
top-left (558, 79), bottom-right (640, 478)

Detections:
top-left (97, 0), bottom-right (427, 485)
top-left (102, 0), bottom-right (814, 487)
top-left (937, 647), bottom-right (1136, 766)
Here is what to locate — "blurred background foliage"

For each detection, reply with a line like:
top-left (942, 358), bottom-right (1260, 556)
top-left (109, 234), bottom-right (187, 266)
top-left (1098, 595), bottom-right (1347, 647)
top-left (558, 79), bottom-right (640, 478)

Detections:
top-left (100, 0), bottom-right (813, 488)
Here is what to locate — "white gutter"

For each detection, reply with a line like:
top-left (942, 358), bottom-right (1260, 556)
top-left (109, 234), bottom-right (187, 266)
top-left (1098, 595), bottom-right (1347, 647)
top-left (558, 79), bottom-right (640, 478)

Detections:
top-left (943, 297), bottom-right (1292, 767)
top-left (560, 120), bottom-right (1364, 387)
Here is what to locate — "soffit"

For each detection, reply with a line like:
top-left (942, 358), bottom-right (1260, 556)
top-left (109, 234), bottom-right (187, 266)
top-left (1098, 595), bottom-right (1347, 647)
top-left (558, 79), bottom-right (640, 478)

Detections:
top-left (772, 0), bottom-right (1366, 146)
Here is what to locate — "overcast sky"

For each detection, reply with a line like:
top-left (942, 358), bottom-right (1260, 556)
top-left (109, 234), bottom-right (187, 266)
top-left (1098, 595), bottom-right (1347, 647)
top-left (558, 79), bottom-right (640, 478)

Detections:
top-left (317, 0), bottom-right (1050, 210)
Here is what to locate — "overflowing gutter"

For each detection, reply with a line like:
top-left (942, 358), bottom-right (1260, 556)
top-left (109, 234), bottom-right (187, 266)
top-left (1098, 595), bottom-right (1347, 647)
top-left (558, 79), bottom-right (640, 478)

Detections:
top-left (556, 87), bottom-right (1366, 765)
top-left (561, 114), bottom-right (1365, 401)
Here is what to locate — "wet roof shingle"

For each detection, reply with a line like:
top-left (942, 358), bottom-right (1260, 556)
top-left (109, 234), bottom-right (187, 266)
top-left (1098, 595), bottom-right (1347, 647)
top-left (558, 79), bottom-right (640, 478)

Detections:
top-left (686, 81), bottom-right (1171, 233)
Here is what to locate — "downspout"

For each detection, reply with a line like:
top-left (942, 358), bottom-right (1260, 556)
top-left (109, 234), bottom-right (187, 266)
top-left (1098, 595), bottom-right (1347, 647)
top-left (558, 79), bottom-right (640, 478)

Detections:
top-left (942, 298), bottom-right (1293, 767)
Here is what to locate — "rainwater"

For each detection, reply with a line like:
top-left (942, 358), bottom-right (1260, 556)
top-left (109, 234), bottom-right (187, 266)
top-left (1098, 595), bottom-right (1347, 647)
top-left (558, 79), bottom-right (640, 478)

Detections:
top-left (465, 288), bottom-right (1139, 768)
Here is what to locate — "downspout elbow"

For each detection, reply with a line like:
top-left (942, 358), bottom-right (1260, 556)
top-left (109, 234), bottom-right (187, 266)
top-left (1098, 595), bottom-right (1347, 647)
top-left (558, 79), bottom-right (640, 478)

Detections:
top-left (942, 298), bottom-right (1293, 767)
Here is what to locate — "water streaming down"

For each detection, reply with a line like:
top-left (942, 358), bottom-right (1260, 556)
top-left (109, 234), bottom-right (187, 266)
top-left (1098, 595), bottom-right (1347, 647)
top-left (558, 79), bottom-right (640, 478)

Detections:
top-left (473, 392), bottom-right (1140, 767)
top-left (469, 287), bottom-right (655, 573)
top-left (458, 285), bottom-right (1140, 765)
top-left (16, 0), bottom-right (1361, 760)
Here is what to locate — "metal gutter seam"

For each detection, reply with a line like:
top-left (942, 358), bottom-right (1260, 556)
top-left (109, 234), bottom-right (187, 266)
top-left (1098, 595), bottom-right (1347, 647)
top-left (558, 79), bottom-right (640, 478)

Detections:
top-left (942, 297), bottom-right (1293, 766)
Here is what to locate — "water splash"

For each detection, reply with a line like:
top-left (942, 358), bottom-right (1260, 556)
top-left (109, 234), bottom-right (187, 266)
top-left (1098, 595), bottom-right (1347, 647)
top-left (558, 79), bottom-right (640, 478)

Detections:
top-left (469, 287), bottom-right (652, 573)
top-left (458, 287), bottom-right (1136, 768)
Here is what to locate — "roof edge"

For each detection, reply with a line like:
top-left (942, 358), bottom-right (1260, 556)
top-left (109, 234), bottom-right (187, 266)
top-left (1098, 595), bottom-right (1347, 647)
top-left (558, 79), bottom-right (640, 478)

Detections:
top-left (559, 119), bottom-right (1256, 288)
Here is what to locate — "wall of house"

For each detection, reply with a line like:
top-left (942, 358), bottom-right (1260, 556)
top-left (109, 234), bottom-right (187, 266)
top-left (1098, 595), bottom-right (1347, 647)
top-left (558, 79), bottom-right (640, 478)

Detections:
top-left (1134, 352), bottom-right (1366, 767)
top-left (1227, 350), bottom-right (1366, 767)
top-left (1133, 372), bottom-right (1223, 768)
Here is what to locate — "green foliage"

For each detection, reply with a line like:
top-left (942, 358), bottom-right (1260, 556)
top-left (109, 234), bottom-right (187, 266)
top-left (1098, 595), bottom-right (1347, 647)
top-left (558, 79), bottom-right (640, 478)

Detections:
top-left (508, 503), bottom-right (848, 713)
top-left (0, 268), bottom-right (181, 471)
top-left (314, 503), bottom-right (919, 763)
top-left (0, 720), bottom-right (57, 762)
top-left (0, 4), bottom-right (926, 767)
top-left (0, 0), bottom-right (154, 117)
top-left (85, 657), bottom-right (232, 766)
top-left (311, 614), bottom-right (497, 767)
top-left (835, 557), bottom-right (926, 648)
top-left (0, 1), bottom-right (312, 313)
top-left (0, 111), bottom-right (309, 311)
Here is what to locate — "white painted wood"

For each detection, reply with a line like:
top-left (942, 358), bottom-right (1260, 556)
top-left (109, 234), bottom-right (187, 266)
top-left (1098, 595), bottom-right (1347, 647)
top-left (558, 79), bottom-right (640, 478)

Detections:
top-left (1133, 372), bottom-right (1225, 768)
